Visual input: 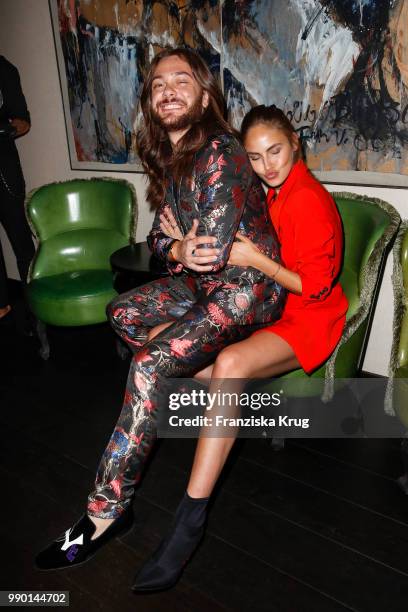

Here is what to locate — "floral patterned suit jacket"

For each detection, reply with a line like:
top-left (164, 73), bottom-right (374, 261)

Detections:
top-left (147, 132), bottom-right (281, 288)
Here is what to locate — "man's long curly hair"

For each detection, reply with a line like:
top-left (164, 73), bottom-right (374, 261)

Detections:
top-left (136, 47), bottom-right (235, 209)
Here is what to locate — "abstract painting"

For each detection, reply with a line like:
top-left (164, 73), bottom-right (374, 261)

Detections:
top-left (50, 0), bottom-right (408, 186)
top-left (221, 0), bottom-right (408, 186)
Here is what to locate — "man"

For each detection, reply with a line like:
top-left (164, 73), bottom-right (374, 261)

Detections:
top-left (0, 56), bottom-right (34, 321)
top-left (36, 48), bottom-right (285, 590)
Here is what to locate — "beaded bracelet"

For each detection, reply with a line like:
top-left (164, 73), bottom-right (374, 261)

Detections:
top-left (272, 262), bottom-right (281, 279)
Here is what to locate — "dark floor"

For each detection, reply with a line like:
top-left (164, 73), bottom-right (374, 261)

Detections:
top-left (1, 281), bottom-right (408, 612)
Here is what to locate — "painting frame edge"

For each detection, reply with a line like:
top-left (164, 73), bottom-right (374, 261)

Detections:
top-left (314, 170), bottom-right (408, 189)
top-left (48, 0), bottom-right (144, 173)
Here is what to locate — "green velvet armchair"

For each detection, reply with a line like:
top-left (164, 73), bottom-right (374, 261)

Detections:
top-left (259, 192), bottom-right (400, 404)
top-left (26, 178), bottom-right (136, 358)
top-left (385, 220), bottom-right (408, 492)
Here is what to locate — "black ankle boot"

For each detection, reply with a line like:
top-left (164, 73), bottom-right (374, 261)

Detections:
top-left (35, 506), bottom-right (134, 571)
top-left (132, 492), bottom-right (209, 592)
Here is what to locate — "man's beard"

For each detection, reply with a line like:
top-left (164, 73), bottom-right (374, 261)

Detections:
top-left (152, 96), bottom-right (205, 133)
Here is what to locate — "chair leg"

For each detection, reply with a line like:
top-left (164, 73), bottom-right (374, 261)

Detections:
top-left (397, 437), bottom-right (408, 495)
top-left (36, 319), bottom-right (50, 360)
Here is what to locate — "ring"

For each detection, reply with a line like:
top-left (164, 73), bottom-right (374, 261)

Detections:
top-left (191, 249), bottom-right (196, 256)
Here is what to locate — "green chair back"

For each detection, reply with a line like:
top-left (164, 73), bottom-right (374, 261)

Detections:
top-left (27, 179), bottom-right (134, 326)
top-left (337, 197), bottom-right (391, 321)
top-left (28, 179), bottom-right (132, 278)
top-left (398, 228), bottom-right (408, 370)
top-left (330, 196), bottom-right (392, 380)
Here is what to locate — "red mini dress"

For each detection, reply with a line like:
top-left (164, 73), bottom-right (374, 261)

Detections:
top-left (256, 160), bottom-right (348, 373)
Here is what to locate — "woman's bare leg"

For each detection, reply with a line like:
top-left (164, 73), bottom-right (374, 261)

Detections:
top-left (187, 331), bottom-right (299, 498)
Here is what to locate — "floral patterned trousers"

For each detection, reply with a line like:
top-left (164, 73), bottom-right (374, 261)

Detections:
top-left (87, 274), bottom-right (284, 518)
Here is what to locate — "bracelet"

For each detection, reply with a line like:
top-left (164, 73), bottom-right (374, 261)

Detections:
top-left (272, 262), bottom-right (281, 279)
top-left (168, 240), bottom-right (178, 262)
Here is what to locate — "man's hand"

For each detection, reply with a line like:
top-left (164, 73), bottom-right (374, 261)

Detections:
top-left (227, 232), bottom-right (260, 267)
top-left (172, 219), bottom-right (220, 272)
top-left (160, 206), bottom-right (184, 241)
top-left (10, 118), bottom-right (30, 137)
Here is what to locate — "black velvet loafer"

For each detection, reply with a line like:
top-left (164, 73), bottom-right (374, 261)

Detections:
top-left (131, 523), bottom-right (204, 593)
top-left (35, 508), bottom-right (134, 571)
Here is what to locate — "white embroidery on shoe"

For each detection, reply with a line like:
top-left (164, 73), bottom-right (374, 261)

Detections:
top-left (61, 529), bottom-right (84, 551)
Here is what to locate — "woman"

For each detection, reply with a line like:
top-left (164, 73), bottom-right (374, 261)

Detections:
top-left (210, 104), bottom-right (348, 377)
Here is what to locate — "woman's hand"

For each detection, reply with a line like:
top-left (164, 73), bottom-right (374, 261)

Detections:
top-left (172, 219), bottom-right (220, 272)
top-left (227, 232), bottom-right (260, 267)
top-left (230, 233), bottom-right (302, 293)
top-left (160, 206), bottom-right (184, 240)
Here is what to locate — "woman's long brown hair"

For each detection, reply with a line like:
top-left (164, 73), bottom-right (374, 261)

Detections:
top-left (136, 47), bottom-right (235, 209)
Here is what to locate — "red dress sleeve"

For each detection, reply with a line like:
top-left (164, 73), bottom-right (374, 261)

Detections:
top-left (290, 188), bottom-right (342, 306)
